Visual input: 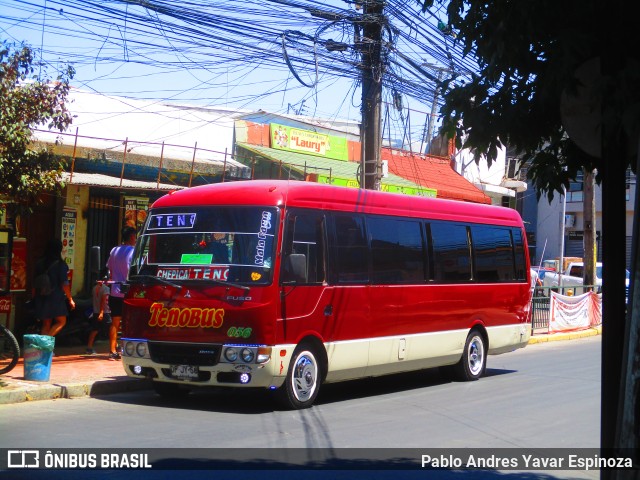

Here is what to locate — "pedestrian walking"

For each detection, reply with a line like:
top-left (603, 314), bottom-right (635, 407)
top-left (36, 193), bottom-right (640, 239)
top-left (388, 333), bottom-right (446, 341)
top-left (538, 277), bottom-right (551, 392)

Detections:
top-left (106, 226), bottom-right (136, 360)
top-left (33, 238), bottom-right (76, 338)
top-left (85, 268), bottom-right (111, 355)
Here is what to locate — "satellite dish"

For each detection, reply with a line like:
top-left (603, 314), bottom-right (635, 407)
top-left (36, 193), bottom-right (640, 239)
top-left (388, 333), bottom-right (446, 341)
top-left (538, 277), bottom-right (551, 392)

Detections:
top-left (560, 57), bottom-right (601, 158)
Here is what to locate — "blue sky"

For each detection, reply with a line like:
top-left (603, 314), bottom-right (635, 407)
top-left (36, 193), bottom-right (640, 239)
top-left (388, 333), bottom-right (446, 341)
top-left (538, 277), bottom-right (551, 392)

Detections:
top-left (0, 0), bottom-right (467, 147)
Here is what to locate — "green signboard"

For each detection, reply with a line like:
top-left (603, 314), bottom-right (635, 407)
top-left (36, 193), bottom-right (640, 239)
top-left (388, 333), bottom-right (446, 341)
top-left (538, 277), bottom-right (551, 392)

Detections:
top-left (181, 254), bottom-right (213, 264)
top-left (270, 124), bottom-right (349, 161)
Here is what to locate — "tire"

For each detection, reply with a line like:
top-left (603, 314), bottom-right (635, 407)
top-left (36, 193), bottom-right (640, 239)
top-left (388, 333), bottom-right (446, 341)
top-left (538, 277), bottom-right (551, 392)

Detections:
top-left (277, 344), bottom-right (322, 409)
top-left (0, 326), bottom-right (20, 375)
top-left (153, 382), bottom-right (191, 398)
top-left (452, 329), bottom-right (486, 381)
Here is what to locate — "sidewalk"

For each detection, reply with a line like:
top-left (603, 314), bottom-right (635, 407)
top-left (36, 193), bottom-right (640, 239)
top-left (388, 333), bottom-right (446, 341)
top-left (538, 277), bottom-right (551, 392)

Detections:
top-left (0, 327), bottom-right (602, 405)
top-left (0, 342), bottom-right (151, 405)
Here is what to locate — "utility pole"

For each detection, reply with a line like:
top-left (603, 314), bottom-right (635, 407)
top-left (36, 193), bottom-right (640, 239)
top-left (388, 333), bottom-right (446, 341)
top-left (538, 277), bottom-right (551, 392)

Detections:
top-left (425, 70), bottom-right (444, 155)
top-left (583, 168), bottom-right (597, 289)
top-left (360, 0), bottom-right (384, 190)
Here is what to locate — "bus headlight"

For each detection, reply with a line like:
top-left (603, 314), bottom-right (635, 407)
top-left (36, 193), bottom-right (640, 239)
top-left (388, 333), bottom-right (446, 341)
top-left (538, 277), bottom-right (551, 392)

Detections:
top-left (224, 347), bottom-right (238, 362)
top-left (136, 342), bottom-right (148, 358)
top-left (124, 342), bottom-right (136, 357)
top-left (241, 348), bottom-right (255, 363)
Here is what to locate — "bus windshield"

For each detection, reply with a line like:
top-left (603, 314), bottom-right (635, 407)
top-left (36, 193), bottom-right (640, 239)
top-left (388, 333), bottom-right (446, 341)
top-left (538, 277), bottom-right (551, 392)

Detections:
top-left (130, 206), bottom-right (277, 286)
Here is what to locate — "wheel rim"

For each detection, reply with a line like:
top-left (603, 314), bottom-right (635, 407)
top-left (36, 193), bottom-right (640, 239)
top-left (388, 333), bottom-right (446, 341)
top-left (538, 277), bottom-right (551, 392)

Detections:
top-left (467, 335), bottom-right (485, 376)
top-left (291, 351), bottom-right (318, 402)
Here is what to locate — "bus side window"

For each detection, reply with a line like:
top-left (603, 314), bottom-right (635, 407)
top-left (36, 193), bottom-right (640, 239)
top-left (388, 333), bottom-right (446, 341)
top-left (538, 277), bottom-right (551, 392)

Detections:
top-left (429, 222), bottom-right (472, 283)
top-left (367, 216), bottom-right (425, 284)
top-left (281, 212), bottom-right (326, 284)
top-left (511, 228), bottom-right (527, 281)
top-left (470, 225), bottom-right (515, 282)
top-left (332, 215), bottom-right (369, 284)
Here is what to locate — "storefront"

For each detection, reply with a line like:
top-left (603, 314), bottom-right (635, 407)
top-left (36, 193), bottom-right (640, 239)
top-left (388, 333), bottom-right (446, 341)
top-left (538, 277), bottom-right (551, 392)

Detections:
top-left (0, 173), bottom-right (179, 334)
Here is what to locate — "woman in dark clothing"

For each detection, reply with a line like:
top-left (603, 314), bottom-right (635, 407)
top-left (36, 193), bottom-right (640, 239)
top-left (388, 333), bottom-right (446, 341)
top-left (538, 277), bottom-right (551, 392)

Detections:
top-left (34, 239), bottom-right (76, 337)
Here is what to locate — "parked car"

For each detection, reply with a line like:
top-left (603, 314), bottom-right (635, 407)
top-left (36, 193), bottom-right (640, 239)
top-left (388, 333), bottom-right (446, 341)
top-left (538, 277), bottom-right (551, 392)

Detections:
top-left (542, 261), bottom-right (601, 296)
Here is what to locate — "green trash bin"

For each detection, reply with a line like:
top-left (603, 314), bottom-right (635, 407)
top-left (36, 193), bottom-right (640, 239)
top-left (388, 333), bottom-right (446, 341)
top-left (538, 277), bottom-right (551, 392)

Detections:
top-left (23, 334), bottom-right (55, 382)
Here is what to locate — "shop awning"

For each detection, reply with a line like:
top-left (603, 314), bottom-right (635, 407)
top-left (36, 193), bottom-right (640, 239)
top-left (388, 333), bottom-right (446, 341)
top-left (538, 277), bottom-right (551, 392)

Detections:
top-left (62, 172), bottom-right (183, 191)
top-left (236, 143), bottom-right (437, 197)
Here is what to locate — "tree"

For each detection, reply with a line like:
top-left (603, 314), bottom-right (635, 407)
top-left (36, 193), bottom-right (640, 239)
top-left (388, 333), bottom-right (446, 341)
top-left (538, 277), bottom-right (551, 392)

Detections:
top-left (0, 41), bottom-right (75, 222)
top-left (421, 0), bottom-right (640, 467)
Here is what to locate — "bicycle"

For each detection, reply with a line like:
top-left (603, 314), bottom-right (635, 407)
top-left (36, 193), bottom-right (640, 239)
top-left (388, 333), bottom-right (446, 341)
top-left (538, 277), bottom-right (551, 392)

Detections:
top-left (0, 323), bottom-right (20, 375)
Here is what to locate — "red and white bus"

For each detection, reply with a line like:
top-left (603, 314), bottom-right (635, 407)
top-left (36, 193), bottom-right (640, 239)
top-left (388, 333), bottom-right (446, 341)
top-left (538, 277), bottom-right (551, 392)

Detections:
top-left (121, 180), bottom-right (532, 409)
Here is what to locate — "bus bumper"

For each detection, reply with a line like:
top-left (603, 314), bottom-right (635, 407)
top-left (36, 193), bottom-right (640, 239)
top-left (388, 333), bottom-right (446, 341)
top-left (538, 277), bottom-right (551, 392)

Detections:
top-left (121, 344), bottom-right (293, 390)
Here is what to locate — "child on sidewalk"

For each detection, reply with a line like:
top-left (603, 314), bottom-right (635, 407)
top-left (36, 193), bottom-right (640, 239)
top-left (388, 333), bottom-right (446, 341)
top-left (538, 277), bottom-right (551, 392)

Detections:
top-left (85, 269), bottom-right (111, 355)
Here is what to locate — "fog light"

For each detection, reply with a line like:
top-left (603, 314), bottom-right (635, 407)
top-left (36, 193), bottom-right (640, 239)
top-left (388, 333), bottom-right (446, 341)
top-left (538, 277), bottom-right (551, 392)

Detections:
top-left (136, 342), bottom-right (148, 357)
top-left (133, 365), bottom-right (143, 375)
top-left (239, 373), bottom-right (251, 384)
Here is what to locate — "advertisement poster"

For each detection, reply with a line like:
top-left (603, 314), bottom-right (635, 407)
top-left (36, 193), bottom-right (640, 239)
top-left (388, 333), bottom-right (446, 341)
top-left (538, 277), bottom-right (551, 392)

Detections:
top-left (123, 197), bottom-right (149, 235)
top-left (10, 237), bottom-right (27, 292)
top-left (0, 295), bottom-right (10, 314)
top-left (269, 123), bottom-right (349, 161)
top-left (61, 207), bottom-right (77, 287)
top-left (1, 294), bottom-right (10, 329)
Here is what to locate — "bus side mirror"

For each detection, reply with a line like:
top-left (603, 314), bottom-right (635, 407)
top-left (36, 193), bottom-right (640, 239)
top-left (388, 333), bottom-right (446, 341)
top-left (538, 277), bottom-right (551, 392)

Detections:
top-left (282, 253), bottom-right (307, 283)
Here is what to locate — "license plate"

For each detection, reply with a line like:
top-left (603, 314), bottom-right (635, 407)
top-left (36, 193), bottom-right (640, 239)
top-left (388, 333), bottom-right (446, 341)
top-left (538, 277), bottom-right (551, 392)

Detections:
top-left (170, 365), bottom-right (199, 380)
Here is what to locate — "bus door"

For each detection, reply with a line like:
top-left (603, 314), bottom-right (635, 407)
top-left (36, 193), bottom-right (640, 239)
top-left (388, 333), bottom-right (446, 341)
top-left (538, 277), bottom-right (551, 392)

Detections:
top-left (279, 210), bottom-right (332, 341)
top-left (279, 210), bottom-right (369, 381)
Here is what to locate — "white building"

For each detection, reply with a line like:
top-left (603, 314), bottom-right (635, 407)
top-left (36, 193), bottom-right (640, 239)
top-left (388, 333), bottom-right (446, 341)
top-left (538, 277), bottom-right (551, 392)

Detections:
top-left (453, 145), bottom-right (527, 206)
top-left (536, 170), bottom-right (635, 268)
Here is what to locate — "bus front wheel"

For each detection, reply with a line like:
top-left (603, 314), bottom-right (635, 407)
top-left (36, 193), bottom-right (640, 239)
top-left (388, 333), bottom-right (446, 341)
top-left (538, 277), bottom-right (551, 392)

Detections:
top-left (277, 345), bottom-right (321, 409)
top-left (452, 330), bottom-right (486, 381)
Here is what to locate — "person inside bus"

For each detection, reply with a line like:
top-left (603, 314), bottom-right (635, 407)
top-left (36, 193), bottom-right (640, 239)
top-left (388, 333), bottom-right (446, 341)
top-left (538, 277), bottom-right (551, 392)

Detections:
top-left (209, 233), bottom-right (230, 264)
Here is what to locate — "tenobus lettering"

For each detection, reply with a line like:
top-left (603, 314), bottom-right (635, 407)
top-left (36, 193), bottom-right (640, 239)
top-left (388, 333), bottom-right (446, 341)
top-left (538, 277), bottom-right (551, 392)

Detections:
top-left (148, 302), bottom-right (224, 328)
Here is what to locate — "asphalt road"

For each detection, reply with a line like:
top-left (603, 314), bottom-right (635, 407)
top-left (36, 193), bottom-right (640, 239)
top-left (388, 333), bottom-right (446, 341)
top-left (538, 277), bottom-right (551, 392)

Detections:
top-left (0, 336), bottom-right (602, 479)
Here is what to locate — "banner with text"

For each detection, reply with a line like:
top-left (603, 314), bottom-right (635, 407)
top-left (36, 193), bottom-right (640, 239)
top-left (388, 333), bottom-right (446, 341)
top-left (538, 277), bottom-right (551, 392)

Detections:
top-left (549, 291), bottom-right (602, 333)
top-left (61, 208), bottom-right (77, 288)
top-left (270, 123), bottom-right (349, 161)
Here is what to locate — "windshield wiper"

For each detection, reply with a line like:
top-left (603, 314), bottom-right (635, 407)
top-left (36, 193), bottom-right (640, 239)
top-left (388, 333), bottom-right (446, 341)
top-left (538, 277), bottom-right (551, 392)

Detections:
top-left (128, 275), bottom-right (183, 290)
top-left (128, 275), bottom-right (250, 293)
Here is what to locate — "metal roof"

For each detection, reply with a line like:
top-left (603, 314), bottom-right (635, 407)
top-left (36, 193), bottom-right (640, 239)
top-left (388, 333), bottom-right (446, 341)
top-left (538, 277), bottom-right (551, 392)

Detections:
top-left (61, 172), bottom-right (184, 191)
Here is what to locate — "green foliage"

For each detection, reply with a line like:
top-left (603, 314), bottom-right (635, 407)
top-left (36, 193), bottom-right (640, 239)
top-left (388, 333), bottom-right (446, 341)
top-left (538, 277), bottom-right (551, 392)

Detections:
top-left (420, 0), bottom-right (639, 200)
top-left (0, 41), bottom-right (75, 211)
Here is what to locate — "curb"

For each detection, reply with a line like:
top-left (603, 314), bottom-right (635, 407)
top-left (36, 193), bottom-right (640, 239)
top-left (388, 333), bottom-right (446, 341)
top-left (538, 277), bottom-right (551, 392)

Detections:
top-left (527, 326), bottom-right (602, 344)
top-left (0, 378), bottom-right (152, 405)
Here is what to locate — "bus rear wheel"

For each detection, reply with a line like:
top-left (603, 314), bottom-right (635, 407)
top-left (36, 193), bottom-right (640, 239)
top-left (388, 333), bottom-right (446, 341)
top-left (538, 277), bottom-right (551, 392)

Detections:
top-left (277, 345), bottom-right (321, 409)
top-left (452, 329), bottom-right (486, 381)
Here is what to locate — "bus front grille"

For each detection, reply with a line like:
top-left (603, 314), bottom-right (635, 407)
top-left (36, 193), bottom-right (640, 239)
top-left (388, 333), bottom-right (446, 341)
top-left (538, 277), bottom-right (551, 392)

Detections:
top-left (148, 341), bottom-right (221, 366)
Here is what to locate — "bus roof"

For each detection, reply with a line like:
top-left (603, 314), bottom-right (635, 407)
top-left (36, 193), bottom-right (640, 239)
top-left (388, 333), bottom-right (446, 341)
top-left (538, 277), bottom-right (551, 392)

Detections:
top-left (152, 180), bottom-right (524, 227)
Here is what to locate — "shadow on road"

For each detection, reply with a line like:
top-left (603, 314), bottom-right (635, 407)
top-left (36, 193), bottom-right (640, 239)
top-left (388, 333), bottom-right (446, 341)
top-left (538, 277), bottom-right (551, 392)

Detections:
top-left (98, 366), bottom-right (518, 414)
